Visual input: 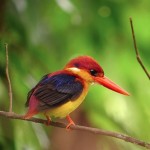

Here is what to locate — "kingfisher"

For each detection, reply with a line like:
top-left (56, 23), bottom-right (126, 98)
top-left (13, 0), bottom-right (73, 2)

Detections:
top-left (24, 56), bottom-right (129, 128)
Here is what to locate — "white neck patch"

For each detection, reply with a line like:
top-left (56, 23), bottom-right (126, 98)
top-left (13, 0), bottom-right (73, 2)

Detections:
top-left (67, 67), bottom-right (81, 73)
top-left (67, 67), bottom-right (94, 84)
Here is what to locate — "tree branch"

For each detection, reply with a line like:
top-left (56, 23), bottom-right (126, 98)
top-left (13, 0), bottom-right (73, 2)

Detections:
top-left (129, 17), bottom-right (150, 80)
top-left (0, 110), bottom-right (150, 149)
top-left (5, 43), bottom-right (13, 112)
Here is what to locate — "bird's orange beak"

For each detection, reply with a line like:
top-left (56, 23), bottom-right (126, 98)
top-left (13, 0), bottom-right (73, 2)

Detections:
top-left (95, 76), bottom-right (129, 96)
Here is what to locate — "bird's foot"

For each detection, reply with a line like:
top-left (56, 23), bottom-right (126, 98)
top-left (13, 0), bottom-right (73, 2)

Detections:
top-left (44, 114), bottom-right (51, 126)
top-left (66, 115), bottom-right (75, 130)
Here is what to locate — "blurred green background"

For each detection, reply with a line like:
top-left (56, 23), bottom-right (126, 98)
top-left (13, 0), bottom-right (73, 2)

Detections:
top-left (0, 0), bottom-right (150, 150)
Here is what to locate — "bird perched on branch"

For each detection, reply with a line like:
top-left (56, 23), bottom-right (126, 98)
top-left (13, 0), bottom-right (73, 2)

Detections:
top-left (24, 56), bottom-right (129, 128)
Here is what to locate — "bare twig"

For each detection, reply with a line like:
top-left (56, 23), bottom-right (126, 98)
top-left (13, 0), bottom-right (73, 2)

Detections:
top-left (5, 43), bottom-right (13, 112)
top-left (129, 17), bottom-right (150, 80)
top-left (0, 111), bottom-right (150, 149)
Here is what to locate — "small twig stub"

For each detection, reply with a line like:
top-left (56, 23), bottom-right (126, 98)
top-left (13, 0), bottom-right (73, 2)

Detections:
top-left (129, 17), bottom-right (150, 80)
top-left (5, 43), bottom-right (13, 112)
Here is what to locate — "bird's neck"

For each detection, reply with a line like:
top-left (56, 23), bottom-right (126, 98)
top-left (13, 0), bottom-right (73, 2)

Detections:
top-left (65, 67), bottom-right (94, 85)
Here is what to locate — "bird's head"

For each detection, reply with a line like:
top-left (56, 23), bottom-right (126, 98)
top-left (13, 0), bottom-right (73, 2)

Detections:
top-left (65, 56), bottom-right (129, 96)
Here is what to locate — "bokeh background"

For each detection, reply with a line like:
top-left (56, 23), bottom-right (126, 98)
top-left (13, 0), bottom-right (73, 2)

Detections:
top-left (0, 0), bottom-right (150, 150)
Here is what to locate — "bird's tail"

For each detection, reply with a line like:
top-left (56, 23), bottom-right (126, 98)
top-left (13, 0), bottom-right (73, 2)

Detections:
top-left (24, 95), bottom-right (39, 119)
top-left (23, 109), bottom-right (38, 119)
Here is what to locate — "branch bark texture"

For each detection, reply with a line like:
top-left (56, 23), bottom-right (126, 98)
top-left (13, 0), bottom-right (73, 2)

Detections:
top-left (0, 111), bottom-right (150, 149)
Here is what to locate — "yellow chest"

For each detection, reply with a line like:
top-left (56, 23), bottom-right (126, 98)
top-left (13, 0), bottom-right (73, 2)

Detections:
top-left (45, 82), bottom-right (89, 118)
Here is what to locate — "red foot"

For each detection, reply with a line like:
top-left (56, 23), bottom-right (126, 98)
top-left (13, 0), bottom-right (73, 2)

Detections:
top-left (44, 114), bottom-right (51, 126)
top-left (66, 115), bottom-right (75, 130)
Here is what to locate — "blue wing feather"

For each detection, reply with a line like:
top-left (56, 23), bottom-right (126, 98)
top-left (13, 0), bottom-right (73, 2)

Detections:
top-left (25, 74), bottom-right (49, 107)
top-left (26, 73), bottom-right (83, 111)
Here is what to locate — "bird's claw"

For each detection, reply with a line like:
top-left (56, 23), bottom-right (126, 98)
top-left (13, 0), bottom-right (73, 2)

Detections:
top-left (66, 115), bottom-right (75, 130)
top-left (44, 114), bottom-right (51, 126)
top-left (66, 121), bottom-right (75, 130)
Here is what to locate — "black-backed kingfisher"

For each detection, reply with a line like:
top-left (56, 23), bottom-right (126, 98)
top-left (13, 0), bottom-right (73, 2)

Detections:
top-left (24, 56), bottom-right (129, 128)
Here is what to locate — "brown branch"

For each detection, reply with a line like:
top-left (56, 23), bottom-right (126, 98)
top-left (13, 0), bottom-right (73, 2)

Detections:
top-left (0, 111), bottom-right (150, 149)
top-left (129, 17), bottom-right (150, 80)
top-left (5, 43), bottom-right (13, 112)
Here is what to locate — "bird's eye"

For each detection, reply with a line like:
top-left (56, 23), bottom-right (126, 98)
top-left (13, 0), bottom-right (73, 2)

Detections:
top-left (90, 69), bottom-right (98, 76)
top-left (74, 63), bottom-right (79, 68)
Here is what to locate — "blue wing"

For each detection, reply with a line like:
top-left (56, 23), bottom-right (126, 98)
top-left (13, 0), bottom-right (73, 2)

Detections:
top-left (26, 73), bottom-right (83, 111)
